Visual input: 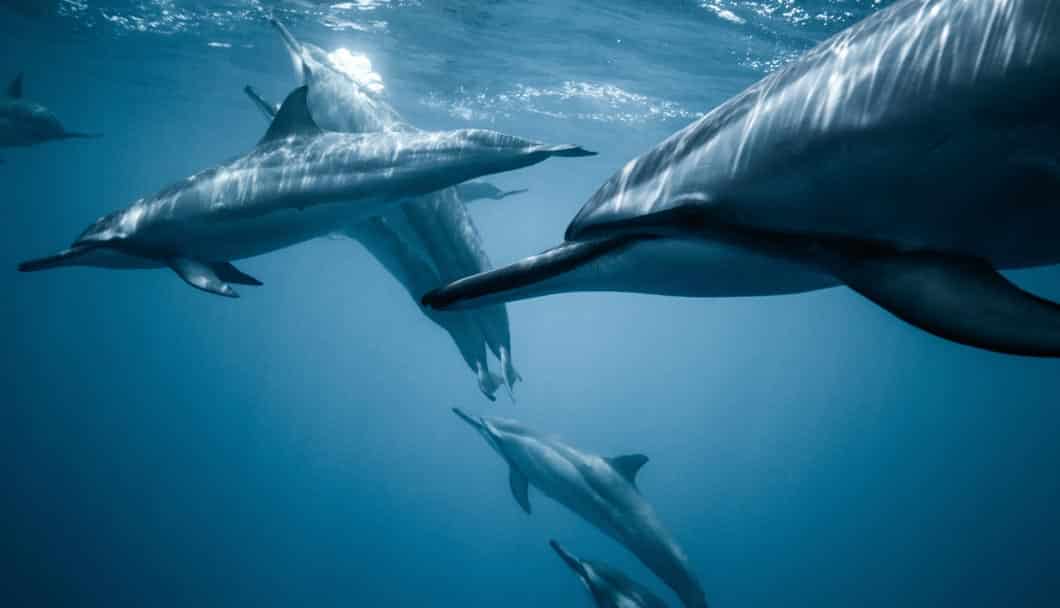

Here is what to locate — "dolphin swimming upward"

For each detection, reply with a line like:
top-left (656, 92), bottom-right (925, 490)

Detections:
top-left (549, 540), bottom-right (669, 608)
top-left (453, 409), bottom-right (707, 608)
top-left (1, 73), bottom-right (100, 149)
top-left (425, 0), bottom-right (1060, 358)
top-left (257, 19), bottom-right (528, 397)
top-left (17, 85), bottom-right (593, 297)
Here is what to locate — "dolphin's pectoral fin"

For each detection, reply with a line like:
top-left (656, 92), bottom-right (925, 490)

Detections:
top-left (829, 250), bottom-right (1060, 357)
top-left (258, 86), bottom-right (322, 145)
top-left (212, 262), bottom-right (262, 286)
top-left (509, 467), bottom-right (531, 514)
top-left (606, 454), bottom-right (649, 489)
top-left (168, 257), bottom-right (239, 298)
top-left (8, 73), bottom-right (23, 98)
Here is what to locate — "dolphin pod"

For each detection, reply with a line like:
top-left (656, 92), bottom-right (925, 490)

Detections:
top-left (251, 20), bottom-right (527, 399)
top-left (424, 0), bottom-right (1060, 358)
top-left (0, 73), bottom-right (100, 149)
top-left (453, 408), bottom-right (708, 608)
top-left (16, 83), bottom-right (593, 297)
top-left (550, 540), bottom-right (670, 608)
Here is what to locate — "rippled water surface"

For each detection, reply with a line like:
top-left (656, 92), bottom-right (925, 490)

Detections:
top-left (4, 1), bottom-right (1058, 607)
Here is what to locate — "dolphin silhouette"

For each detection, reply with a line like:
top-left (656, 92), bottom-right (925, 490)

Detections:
top-left (0, 73), bottom-right (100, 148)
top-left (550, 540), bottom-right (669, 608)
top-left (424, 0), bottom-right (1060, 358)
top-left (17, 85), bottom-right (593, 297)
top-left (453, 408), bottom-right (708, 608)
top-left (261, 19), bottom-right (528, 395)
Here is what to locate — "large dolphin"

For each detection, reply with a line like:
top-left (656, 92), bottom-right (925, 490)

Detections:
top-left (16, 85), bottom-right (593, 297)
top-left (549, 540), bottom-right (669, 608)
top-left (425, 0), bottom-right (1060, 358)
top-left (452, 408), bottom-right (708, 608)
top-left (244, 85), bottom-right (503, 399)
top-left (0, 73), bottom-right (100, 148)
top-left (266, 20), bottom-right (526, 394)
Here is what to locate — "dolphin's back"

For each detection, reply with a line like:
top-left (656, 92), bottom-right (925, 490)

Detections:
top-left (566, 0), bottom-right (1060, 266)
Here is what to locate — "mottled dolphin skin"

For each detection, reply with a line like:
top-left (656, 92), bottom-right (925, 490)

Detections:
top-left (550, 540), bottom-right (669, 608)
top-left (267, 19), bottom-right (527, 395)
top-left (425, 0), bottom-right (1060, 357)
top-left (0, 73), bottom-right (100, 148)
top-left (453, 409), bottom-right (707, 608)
top-left (16, 85), bottom-right (593, 297)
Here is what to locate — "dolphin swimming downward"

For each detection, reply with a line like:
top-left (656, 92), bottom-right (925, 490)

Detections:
top-left (251, 20), bottom-right (528, 397)
top-left (425, 0), bottom-right (1060, 358)
top-left (1, 73), bottom-right (100, 149)
top-left (453, 408), bottom-right (708, 608)
top-left (16, 85), bottom-right (593, 296)
top-left (244, 83), bottom-right (511, 399)
top-left (550, 540), bottom-right (669, 608)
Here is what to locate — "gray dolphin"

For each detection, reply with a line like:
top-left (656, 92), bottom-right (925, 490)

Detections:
top-left (425, 0), bottom-right (1060, 358)
top-left (0, 73), bottom-right (100, 148)
top-left (266, 19), bottom-right (526, 394)
top-left (550, 540), bottom-right (669, 608)
top-left (17, 85), bottom-right (593, 297)
top-left (453, 408), bottom-right (707, 608)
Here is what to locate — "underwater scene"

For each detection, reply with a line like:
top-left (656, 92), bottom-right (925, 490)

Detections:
top-left (5, 0), bottom-right (1060, 606)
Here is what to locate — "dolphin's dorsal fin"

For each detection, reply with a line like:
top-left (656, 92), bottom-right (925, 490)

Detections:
top-left (606, 454), bottom-right (649, 488)
top-left (509, 467), bottom-right (531, 514)
top-left (259, 85), bottom-right (321, 145)
top-left (8, 73), bottom-right (23, 98)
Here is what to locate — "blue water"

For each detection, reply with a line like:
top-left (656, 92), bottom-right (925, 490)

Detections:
top-left (4, 1), bottom-right (1059, 606)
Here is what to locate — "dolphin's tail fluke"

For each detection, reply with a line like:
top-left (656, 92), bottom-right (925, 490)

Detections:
top-left (475, 362), bottom-right (504, 402)
top-left (422, 237), bottom-right (639, 310)
top-left (499, 346), bottom-right (522, 394)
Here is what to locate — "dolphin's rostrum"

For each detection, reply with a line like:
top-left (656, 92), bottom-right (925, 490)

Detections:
top-left (424, 0), bottom-right (1060, 358)
top-left (453, 408), bottom-right (708, 608)
top-left (550, 540), bottom-right (669, 608)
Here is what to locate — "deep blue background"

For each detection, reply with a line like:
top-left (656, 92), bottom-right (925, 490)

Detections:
top-left (4, 1), bottom-right (1059, 606)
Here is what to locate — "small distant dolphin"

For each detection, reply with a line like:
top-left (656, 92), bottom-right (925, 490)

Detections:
top-left (550, 540), bottom-right (669, 608)
top-left (425, 0), bottom-right (1060, 358)
top-left (453, 409), bottom-right (708, 608)
top-left (262, 20), bottom-right (527, 394)
top-left (1, 73), bottom-right (100, 148)
top-left (17, 85), bottom-right (593, 297)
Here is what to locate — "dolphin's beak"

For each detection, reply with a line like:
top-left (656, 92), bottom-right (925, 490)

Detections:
top-left (452, 408), bottom-right (483, 431)
top-left (549, 540), bottom-right (585, 575)
top-left (17, 245), bottom-right (94, 272)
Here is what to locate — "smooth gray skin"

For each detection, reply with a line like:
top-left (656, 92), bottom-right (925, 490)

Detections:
top-left (453, 409), bottom-right (707, 608)
top-left (265, 20), bottom-right (527, 398)
top-left (16, 85), bottom-right (593, 298)
top-left (243, 85), bottom-right (503, 401)
top-left (0, 73), bottom-right (100, 148)
top-left (550, 540), bottom-right (669, 608)
top-left (424, 0), bottom-right (1060, 357)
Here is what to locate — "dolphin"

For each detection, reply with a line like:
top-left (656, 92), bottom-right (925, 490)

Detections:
top-left (16, 85), bottom-right (594, 297)
top-left (455, 181), bottom-right (529, 203)
top-left (266, 20), bottom-right (527, 393)
top-left (1, 73), bottom-right (100, 148)
top-left (452, 408), bottom-right (708, 608)
top-left (550, 540), bottom-right (669, 608)
top-left (425, 0), bottom-right (1060, 358)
